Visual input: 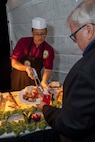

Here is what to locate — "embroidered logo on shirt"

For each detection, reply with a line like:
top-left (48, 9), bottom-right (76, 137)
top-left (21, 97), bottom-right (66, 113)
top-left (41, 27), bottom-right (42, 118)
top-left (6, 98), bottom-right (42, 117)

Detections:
top-left (43, 50), bottom-right (49, 59)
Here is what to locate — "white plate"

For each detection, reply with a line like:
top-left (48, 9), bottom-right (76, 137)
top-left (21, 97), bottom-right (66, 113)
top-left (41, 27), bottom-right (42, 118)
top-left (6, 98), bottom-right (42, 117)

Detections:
top-left (18, 86), bottom-right (41, 104)
top-left (7, 113), bottom-right (24, 122)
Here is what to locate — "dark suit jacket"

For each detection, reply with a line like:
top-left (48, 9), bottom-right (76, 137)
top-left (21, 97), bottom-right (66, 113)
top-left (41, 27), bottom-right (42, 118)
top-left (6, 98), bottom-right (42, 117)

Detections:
top-left (42, 43), bottom-right (95, 142)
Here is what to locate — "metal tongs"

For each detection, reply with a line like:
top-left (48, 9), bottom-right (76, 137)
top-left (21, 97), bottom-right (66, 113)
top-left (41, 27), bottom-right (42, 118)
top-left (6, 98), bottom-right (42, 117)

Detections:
top-left (34, 77), bottom-right (44, 92)
top-left (32, 68), bottom-right (44, 93)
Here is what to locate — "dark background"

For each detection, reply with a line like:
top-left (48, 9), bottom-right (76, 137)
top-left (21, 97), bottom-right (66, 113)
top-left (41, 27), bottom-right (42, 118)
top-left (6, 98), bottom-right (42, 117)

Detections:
top-left (0, 0), bottom-right (11, 92)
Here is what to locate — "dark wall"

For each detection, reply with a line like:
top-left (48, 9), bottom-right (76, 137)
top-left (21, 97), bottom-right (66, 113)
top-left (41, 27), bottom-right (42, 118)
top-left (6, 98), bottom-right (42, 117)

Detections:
top-left (0, 0), bottom-right (11, 92)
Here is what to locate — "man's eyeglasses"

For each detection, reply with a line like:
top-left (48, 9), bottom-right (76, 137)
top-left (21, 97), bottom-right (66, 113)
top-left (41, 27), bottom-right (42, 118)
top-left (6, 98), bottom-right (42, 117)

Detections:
top-left (69, 23), bottom-right (95, 42)
top-left (69, 24), bottom-right (86, 42)
top-left (33, 33), bottom-right (46, 37)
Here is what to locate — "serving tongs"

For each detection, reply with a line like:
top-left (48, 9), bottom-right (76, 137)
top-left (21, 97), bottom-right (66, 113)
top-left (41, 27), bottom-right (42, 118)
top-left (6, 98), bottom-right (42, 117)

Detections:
top-left (34, 77), bottom-right (44, 94)
top-left (32, 68), bottom-right (44, 92)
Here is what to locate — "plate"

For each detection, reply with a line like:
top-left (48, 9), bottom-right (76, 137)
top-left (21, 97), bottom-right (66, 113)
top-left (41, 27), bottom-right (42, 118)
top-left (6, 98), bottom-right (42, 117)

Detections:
top-left (18, 86), bottom-right (41, 104)
top-left (7, 113), bottom-right (24, 122)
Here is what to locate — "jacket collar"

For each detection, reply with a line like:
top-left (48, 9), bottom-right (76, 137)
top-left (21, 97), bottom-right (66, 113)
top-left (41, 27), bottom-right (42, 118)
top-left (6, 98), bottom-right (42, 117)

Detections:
top-left (83, 40), bottom-right (95, 56)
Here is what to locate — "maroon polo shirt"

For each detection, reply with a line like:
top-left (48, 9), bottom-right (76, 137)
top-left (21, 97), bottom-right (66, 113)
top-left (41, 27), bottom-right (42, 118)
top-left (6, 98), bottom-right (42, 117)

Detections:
top-left (11, 37), bottom-right (54, 69)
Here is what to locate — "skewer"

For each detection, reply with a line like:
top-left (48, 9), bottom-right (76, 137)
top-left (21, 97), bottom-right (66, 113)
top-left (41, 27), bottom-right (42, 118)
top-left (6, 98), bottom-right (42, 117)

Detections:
top-left (9, 92), bottom-right (19, 106)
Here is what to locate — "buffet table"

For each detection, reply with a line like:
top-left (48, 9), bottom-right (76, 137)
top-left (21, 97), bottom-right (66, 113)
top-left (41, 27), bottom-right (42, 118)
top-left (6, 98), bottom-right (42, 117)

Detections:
top-left (0, 85), bottom-right (62, 142)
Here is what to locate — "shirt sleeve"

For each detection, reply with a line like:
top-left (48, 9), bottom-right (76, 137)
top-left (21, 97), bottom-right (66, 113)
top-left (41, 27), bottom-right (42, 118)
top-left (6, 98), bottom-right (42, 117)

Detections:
top-left (11, 38), bottom-right (29, 61)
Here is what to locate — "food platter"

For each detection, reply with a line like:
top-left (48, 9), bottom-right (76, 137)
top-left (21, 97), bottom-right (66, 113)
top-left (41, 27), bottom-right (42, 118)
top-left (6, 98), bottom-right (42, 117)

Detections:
top-left (0, 106), bottom-right (49, 138)
top-left (18, 86), bottom-right (41, 104)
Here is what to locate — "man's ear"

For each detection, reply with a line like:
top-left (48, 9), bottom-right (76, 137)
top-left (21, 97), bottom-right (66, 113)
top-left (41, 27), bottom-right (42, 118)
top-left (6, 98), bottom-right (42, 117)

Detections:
top-left (86, 23), bottom-right (95, 39)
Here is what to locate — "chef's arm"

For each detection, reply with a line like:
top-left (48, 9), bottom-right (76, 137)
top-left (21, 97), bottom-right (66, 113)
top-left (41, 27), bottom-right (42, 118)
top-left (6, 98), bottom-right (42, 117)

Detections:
top-left (11, 59), bottom-right (26, 71)
top-left (41, 69), bottom-right (52, 89)
top-left (12, 59), bottom-right (41, 79)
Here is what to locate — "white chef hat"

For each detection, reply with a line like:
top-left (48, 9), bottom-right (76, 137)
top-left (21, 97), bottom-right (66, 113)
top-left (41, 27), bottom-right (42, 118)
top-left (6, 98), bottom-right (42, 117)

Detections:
top-left (32, 17), bottom-right (47, 29)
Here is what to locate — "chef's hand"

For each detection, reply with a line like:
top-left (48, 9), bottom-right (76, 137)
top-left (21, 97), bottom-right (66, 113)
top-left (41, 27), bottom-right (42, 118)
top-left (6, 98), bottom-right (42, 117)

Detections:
top-left (41, 80), bottom-right (49, 90)
top-left (26, 66), bottom-right (37, 79)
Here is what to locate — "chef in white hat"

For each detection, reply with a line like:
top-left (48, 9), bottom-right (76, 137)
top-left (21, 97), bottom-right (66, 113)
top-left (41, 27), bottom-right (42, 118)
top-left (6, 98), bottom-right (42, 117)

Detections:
top-left (11, 17), bottom-right (54, 91)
